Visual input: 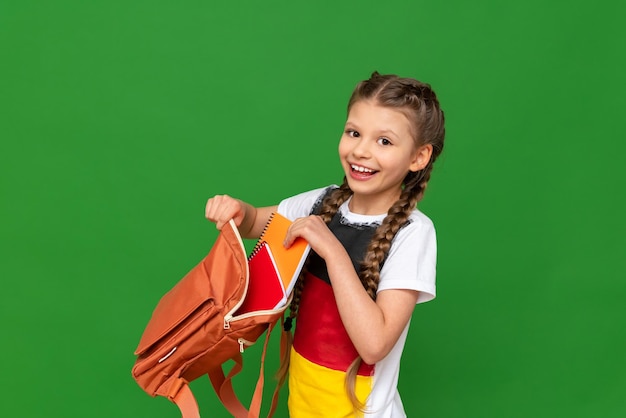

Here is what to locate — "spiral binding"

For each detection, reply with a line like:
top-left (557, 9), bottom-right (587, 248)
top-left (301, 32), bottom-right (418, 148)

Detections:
top-left (248, 212), bottom-right (276, 261)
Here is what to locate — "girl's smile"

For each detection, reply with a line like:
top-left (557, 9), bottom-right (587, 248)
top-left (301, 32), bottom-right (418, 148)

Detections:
top-left (349, 163), bottom-right (377, 179)
top-left (338, 100), bottom-right (430, 215)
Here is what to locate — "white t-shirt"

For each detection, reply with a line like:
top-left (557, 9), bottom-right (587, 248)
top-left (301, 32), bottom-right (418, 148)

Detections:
top-left (278, 186), bottom-right (437, 417)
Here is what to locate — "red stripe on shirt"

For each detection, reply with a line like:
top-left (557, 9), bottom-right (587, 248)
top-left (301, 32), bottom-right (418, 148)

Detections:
top-left (293, 272), bottom-right (374, 376)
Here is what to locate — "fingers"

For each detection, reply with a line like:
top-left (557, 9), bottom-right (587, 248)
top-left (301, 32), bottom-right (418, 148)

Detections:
top-left (283, 216), bottom-right (305, 247)
top-left (284, 215), bottom-right (328, 248)
top-left (205, 194), bottom-right (243, 230)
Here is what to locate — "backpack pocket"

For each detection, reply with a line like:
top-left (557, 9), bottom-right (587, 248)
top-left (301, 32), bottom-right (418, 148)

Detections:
top-left (134, 222), bottom-right (248, 357)
top-left (133, 262), bottom-right (217, 358)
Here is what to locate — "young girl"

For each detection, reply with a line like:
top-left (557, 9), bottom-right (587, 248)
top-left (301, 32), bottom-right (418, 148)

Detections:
top-left (205, 71), bottom-right (445, 417)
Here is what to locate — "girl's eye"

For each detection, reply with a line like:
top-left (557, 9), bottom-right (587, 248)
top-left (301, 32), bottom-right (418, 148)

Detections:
top-left (378, 137), bottom-right (392, 146)
top-left (346, 129), bottom-right (360, 138)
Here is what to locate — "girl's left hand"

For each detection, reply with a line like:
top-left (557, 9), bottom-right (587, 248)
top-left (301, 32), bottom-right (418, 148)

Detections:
top-left (283, 215), bottom-right (343, 260)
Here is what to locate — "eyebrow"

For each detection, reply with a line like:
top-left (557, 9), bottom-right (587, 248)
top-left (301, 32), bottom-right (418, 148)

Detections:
top-left (345, 122), bottom-right (399, 136)
top-left (377, 129), bottom-right (400, 138)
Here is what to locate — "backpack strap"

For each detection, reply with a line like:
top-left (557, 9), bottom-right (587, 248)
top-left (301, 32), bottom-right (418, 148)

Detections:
top-left (247, 322), bottom-right (274, 418)
top-left (267, 316), bottom-right (290, 417)
top-left (170, 382), bottom-right (201, 418)
top-left (206, 322), bottom-right (278, 418)
top-left (207, 353), bottom-right (248, 417)
top-left (167, 322), bottom-right (277, 418)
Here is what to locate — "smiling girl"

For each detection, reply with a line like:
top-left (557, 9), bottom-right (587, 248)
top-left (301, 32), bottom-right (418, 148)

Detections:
top-left (205, 72), bottom-right (445, 417)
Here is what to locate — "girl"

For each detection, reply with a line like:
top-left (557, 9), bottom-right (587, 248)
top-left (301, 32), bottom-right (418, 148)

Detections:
top-left (205, 71), bottom-right (445, 417)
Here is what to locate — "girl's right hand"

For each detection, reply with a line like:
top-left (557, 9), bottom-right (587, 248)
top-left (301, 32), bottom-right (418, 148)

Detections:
top-left (205, 194), bottom-right (246, 230)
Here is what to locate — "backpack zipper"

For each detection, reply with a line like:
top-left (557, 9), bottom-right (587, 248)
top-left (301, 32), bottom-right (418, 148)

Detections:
top-left (238, 338), bottom-right (254, 353)
top-left (223, 304), bottom-right (288, 329)
top-left (221, 220), bottom-right (249, 331)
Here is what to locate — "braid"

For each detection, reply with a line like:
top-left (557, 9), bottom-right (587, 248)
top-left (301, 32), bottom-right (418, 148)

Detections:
top-left (344, 168), bottom-right (434, 413)
top-left (318, 181), bottom-right (352, 223)
top-left (287, 181), bottom-right (351, 321)
top-left (359, 166), bottom-right (432, 299)
top-left (343, 72), bottom-right (445, 412)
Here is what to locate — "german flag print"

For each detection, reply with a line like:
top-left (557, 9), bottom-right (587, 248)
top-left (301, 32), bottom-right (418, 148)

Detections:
top-left (288, 273), bottom-right (374, 417)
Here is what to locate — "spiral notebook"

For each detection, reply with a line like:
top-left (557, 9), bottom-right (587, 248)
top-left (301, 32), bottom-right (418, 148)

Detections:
top-left (235, 213), bottom-right (311, 314)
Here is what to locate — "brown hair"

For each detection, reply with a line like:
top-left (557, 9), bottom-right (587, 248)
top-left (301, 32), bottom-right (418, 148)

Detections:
top-left (277, 71), bottom-right (445, 411)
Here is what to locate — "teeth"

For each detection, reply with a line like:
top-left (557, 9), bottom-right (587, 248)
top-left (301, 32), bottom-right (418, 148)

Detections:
top-left (351, 164), bottom-right (374, 173)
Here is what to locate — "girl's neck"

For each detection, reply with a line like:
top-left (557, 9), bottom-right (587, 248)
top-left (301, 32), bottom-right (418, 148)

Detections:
top-left (347, 192), bottom-right (399, 216)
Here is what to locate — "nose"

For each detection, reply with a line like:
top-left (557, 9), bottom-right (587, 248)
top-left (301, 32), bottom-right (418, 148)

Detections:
top-left (351, 137), bottom-right (372, 158)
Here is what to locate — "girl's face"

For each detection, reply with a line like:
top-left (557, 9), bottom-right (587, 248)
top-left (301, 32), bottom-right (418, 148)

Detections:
top-left (338, 100), bottom-right (432, 215)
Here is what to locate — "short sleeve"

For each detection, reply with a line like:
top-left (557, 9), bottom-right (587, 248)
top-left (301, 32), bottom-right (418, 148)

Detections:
top-left (377, 211), bottom-right (437, 304)
top-left (277, 186), bottom-right (336, 221)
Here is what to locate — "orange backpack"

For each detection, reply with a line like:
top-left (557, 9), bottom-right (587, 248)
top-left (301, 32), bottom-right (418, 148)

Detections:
top-left (131, 219), bottom-right (288, 418)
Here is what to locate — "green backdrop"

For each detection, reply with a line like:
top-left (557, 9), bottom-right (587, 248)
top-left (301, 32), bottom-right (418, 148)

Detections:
top-left (1, 1), bottom-right (624, 417)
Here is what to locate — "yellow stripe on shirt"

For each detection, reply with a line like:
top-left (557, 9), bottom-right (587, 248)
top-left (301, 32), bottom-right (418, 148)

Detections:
top-left (288, 348), bottom-right (373, 418)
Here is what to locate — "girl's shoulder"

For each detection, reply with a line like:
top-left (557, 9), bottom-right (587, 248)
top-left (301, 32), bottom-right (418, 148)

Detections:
top-left (406, 208), bottom-right (436, 232)
top-left (277, 185), bottom-right (338, 220)
top-left (392, 208), bottom-right (436, 248)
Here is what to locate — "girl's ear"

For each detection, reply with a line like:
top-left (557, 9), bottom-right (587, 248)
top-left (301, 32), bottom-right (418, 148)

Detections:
top-left (409, 144), bottom-right (433, 172)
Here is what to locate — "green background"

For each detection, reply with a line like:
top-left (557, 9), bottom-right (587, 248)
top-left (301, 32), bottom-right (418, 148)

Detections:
top-left (1, 1), bottom-right (625, 417)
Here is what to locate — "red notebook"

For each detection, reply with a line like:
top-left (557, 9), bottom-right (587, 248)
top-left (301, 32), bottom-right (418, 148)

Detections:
top-left (235, 243), bottom-right (284, 313)
top-left (235, 213), bottom-right (311, 315)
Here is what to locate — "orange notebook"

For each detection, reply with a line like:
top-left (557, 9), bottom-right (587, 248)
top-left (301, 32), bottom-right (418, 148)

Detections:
top-left (236, 213), bottom-right (311, 314)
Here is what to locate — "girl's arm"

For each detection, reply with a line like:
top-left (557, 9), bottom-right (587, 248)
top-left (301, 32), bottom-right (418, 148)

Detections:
top-left (325, 251), bottom-right (418, 365)
top-left (205, 194), bottom-right (277, 239)
top-left (284, 215), bottom-right (418, 365)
